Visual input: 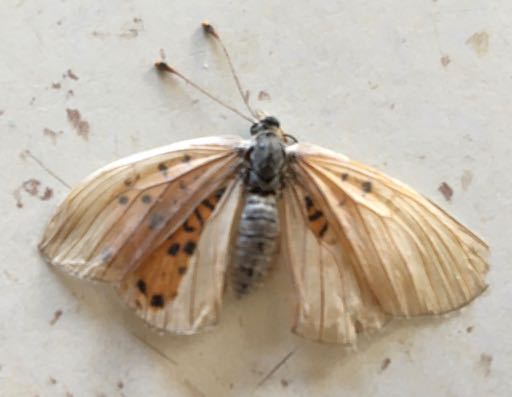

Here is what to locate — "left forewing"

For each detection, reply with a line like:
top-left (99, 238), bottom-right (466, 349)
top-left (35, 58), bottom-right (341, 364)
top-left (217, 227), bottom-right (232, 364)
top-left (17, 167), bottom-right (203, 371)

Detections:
top-left (287, 143), bottom-right (489, 317)
top-left (39, 136), bottom-right (247, 282)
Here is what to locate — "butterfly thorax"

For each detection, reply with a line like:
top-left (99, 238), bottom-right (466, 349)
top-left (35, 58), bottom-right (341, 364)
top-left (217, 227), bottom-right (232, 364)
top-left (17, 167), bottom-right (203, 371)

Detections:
top-left (246, 118), bottom-right (286, 193)
top-left (232, 118), bottom-right (286, 295)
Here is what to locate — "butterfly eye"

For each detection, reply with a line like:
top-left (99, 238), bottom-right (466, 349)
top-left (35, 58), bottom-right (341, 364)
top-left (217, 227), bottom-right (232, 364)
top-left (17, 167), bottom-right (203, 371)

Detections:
top-left (262, 116), bottom-right (280, 128)
top-left (250, 123), bottom-right (260, 135)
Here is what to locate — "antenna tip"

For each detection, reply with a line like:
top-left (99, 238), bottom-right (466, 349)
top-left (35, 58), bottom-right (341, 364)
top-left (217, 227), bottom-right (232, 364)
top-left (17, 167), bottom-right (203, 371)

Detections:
top-left (201, 20), bottom-right (219, 38)
top-left (155, 61), bottom-right (175, 73)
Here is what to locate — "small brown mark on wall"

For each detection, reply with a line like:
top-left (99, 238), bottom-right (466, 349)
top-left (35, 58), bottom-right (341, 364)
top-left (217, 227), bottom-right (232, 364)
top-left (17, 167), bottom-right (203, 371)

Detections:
top-left (50, 309), bottom-right (63, 325)
top-left (477, 353), bottom-right (492, 377)
top-left (66, 108), bottom-right (90, 140)
top-left (51, 82), bottom-right (61, 89)
top-left (159, 48), bottom-right (166, 60)
top-left (460, 169), bottom-right (473, 190)
top-left (40, 187), bottom-right (54, 201)
top-left (14, 178), bottom-right (54, 208)
top-left (258, 90), bottom-right (271, 101)
top-left (23, 179), bottom-right (41, 196)
top-left (466, 31), bottom-right (490, 57)
top-left (380, 357), bottom-right (391, 372)
top-left (0, 110), bottom-right (4, 116)
top-left (43, 127), bottom-right (63, 144)
top-left (280, 379), bottom-right (289, 387)
top-left (466, 325), bottom-right (474, 333)
top-left (49, 376), bottom-right (57, 385)
top-left (440, 55), bottom-right (451, 67)
top-left (66, 69), bottom-right (79, 80)
top-left (438, 182), bottom-right (453, 201)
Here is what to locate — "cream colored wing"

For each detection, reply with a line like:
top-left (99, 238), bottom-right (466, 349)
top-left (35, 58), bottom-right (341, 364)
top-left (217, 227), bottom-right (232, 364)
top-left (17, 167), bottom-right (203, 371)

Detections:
top-left (117, 178), bottom-right (243, 334)
top-left (286, 143), bottom-right (489, 318)
top-left (281, 184), bottom-right (388, 344)
top-left (40, 136), bottom-right (247, 282)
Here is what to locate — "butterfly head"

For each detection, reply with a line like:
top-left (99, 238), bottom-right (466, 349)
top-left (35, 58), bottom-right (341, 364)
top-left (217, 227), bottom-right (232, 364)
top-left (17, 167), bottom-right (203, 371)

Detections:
top-left (250, 116), bottom-right (281, 136)
top-left (250, 116), bottom-right (297, 144)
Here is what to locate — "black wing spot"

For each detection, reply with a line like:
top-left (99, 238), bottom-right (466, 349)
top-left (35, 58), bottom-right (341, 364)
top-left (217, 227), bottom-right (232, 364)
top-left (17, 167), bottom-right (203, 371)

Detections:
top-left (341, 173), bottom-right (349, 181)
top-left (202, 198), bottom-right (215, 210)
top-left (194, 209), bottom-right (204, 225)
top-left (182, 154), bottom-right (191, 162)
top-left (158, 162), bottom-right (168, 174)
top-left (215, 187), bottom-right (226, 200)
top-left (183, 220), bottom-right (196, 233)
top-left (308, 210), bottom-right (323, 222)
top-left (149, 213), bottom-right (165, 230)
top-left (136, 279), bottom-right (147, 295)
top-left (118, 195), bottom-right (129, 205)
top-left (150, 294), bottom-right (165, 308)
top-left (362, 181), bottom-right (372, 193)
top-left (167, 243), bottom-right (180, 256)
top-left (141, 194), bottom-right (152, 204)
top-left (184, 241), bottom-right (197, 256)
top-left (304, 196), bottom-right (314, 209)
top-left (178, 266), bottom-right (187, 275)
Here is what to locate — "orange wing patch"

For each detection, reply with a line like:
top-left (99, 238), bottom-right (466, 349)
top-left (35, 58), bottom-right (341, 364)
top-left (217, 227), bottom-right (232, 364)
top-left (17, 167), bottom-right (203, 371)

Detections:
top-left (300, 193), bottom-right (336, 244)
top-left (304, 195), bottom-right (328, 238)
top-left (120, 187), bottom-right (227, 311)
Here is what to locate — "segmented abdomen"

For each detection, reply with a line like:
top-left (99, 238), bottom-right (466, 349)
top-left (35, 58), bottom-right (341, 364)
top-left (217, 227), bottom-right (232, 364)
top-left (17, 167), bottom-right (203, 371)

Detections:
top-left (232, 193), bottom-right (279, 295)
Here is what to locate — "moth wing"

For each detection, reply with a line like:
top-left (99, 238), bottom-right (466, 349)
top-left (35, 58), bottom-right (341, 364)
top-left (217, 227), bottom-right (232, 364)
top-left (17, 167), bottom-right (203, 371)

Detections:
top-left (281, 184), bottom-right (388, 344)
top-left (287, 143), bottom-right (489, 318)
top-left (117, 178), bottom-right (244, 334)
top-left (39, 136), bottom-right (247, 282)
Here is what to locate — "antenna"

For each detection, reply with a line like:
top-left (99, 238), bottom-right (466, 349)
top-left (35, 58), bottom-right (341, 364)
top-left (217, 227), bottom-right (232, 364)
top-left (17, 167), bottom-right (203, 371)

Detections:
top-left (202, 21), bottom-right (258, 120)
top-left (155, 62), bottom-right (255, 123)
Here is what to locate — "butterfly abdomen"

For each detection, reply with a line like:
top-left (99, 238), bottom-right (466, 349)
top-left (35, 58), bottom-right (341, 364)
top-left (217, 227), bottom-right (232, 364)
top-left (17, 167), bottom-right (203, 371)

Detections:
top-left (232, 193), bottom-right (279, 295)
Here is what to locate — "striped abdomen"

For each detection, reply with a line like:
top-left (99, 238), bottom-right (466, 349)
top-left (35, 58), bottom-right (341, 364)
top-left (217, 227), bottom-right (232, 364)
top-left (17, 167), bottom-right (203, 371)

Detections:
top-left (232, 193), bottom-right (279, 295)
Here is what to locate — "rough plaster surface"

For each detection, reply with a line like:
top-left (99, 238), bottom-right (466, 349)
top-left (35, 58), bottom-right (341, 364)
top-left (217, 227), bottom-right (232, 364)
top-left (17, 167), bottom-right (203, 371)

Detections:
top-left (1, 1), bottom-right (510, 396)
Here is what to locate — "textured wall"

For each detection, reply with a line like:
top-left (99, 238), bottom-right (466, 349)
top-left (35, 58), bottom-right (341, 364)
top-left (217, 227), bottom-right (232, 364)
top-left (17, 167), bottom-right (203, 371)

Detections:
top-left (1, 1), bottom-right (510, 396)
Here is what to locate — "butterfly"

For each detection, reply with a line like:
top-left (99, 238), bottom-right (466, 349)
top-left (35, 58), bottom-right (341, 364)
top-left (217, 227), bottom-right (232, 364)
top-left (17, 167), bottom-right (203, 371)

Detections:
top-left (39, 22), bottom-right (489, 344)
